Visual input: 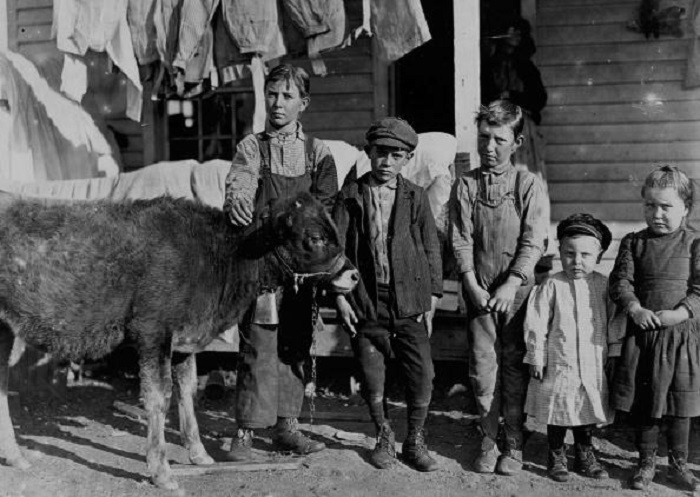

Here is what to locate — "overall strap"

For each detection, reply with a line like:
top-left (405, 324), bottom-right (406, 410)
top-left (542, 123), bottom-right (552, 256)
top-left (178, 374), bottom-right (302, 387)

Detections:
top-left (304, 135), bottom-right (316, 174)
top-left (513, 169), bottom-right (525, 219)
top-left (254, 133), bottom-right (271, 179)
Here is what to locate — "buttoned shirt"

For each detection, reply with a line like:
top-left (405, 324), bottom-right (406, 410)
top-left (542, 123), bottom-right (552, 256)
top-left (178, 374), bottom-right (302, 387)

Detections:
top-left (368, 176), bottom-right (398, 285)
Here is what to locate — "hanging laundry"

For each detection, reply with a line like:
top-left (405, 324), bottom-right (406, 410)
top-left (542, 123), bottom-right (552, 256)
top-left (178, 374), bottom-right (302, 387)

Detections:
top-left (173, 0), bottom-right (220, 92)
top-left (369, 0), bottom-right (431, 62)
top-left (128, 0), bottom-right (159, 65)
top-left (213, 5), bottom-right (250, 84)
top-left (221, 0), bottom-right (285, 56)
top-left (0, 52), bottom-right (117, 182)
top-left (53, 0), bottom-right (143, 121)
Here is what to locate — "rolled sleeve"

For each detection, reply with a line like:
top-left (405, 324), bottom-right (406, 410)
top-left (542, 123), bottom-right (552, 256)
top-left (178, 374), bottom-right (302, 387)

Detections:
top-left (223, 135), bottom-right (261, 214)
top-left (310, 140), bottom-right (339, 210)
top-left (609, 233), bottom-right (641, 311)
top-left (509, 174), bottom-right (548, 283)
top-left (448, 178), bottom-right (475, 275)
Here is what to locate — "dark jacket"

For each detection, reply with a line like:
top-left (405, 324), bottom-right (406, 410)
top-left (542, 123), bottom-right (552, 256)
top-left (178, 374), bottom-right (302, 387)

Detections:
top-left (332, 173), bottom-right (442, 321)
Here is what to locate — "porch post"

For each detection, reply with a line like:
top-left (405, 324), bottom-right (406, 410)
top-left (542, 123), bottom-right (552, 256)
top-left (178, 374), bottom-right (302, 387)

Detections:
top-left (453, 0), bottom-right (480, 175)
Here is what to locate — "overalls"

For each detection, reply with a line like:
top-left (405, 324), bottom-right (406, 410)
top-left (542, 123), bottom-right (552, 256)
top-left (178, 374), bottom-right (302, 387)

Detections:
top-left (234, 135), bottom-right (317, 429)
top-left (467, 169), bottom-right (532, 449)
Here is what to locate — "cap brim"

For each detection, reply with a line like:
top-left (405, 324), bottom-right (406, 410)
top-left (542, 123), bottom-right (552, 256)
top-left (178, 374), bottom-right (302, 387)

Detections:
top-left (368, 137), bottom-right (414, 150)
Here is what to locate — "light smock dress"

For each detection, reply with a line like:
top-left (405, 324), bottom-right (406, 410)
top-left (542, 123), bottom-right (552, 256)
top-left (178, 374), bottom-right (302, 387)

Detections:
top-left (524, 271), bottom-right (617, 426)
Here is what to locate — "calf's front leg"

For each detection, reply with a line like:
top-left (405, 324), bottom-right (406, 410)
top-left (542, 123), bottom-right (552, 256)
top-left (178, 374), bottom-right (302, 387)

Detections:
top-left (173, 352), bottom-right (213, 465)
top-left (138, 335), bottom-right (178, 490)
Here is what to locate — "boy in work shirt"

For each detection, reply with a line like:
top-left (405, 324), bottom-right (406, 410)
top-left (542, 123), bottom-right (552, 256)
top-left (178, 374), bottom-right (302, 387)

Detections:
top-left (223, 64), bottom-right (338, 461)
top-left (333, 117), bottom-right (442, 472)
top-left (449, 100), bottom-right (548, 475)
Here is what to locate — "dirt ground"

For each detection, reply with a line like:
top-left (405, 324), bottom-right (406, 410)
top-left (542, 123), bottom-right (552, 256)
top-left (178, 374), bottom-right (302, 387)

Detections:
top-left (1, 358), bottom-right (699, 497)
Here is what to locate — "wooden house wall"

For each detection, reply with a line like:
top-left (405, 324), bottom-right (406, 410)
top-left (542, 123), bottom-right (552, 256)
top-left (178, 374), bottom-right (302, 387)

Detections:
top-left (537, 0), bottom-right (700, 273)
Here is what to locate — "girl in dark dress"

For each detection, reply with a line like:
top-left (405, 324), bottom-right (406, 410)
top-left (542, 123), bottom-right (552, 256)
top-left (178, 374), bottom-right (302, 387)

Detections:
top-left (610, 165), bottom-right (700, 492)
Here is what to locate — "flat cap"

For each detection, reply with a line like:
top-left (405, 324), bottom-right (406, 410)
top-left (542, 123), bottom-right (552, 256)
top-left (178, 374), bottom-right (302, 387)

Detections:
top-left (365, 117), bottom-right (418, 151)
top-left (557, 213), bottom-right (612, 252)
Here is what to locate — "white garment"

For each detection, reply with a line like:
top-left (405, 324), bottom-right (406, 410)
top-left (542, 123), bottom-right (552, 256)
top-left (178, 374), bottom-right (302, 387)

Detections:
top-left (53, 0), bottom-right (143, 121)
top-left (524, 271), bottom-right (614, 426)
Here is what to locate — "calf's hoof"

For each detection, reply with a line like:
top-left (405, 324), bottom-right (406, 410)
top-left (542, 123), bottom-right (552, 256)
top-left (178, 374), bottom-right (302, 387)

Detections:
top-left (152, 473), bottom-right (179, 491)
top-left (190, 451), bottom-right (214, 465)
top-left (6, 455), bottom-right (31, 470)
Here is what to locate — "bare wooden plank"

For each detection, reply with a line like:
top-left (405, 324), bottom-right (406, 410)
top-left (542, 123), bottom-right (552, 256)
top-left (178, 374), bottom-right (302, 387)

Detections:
top-left (547, 141), bottom-right (700, 163)
top-left (540, 0), bottom-right (636, 6)
top-left (286, 56), bottom-right (372, 76)
top-left (18, 0), bottom-right (52, 9)
top-left (16, 23), bottom-right (51, 44)
top-left (548, 81), bottom-right (700, 106)
top-left (539, 23), bottom-right (689, 47)
top-left (547, 162), bottom-right (700, 182)
top-left (302, 110), bottom-right (373, 131)
top-left (542, 122), bottom-right (700, 145)
top-left (310, 93), bottom-right (374, 112)
top-left (538, 4), bottom-right (636, 26)
top-left (17, 6), bottom-right (52, 25)
top-left (540, 60), bottom-right (684, 87)
top-left (171, 460), bottom-right (302, 476)
top-left (311, 74), bottom-right (373, 94)
top-left (537, 39), bottom-right (687, 65)
top-left (550, 181), bottom-right (643, 202)
top-left (542, 101), bottom-right (700, 125)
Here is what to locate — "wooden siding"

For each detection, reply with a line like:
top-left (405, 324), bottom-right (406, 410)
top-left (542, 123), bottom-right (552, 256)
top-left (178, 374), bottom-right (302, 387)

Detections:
top-left (537, 0), bottom-right (700, 273)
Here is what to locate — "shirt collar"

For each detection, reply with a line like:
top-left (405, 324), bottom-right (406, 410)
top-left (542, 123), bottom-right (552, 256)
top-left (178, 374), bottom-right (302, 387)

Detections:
top-left (368, 175), bottom-right (398, 190)
top-left (480, 163), bottom-right (514, 177)
top-left (263, 121), bottom-right (305, 141)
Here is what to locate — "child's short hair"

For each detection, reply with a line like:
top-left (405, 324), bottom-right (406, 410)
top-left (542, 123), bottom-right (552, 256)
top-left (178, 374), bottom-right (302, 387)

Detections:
top-left (265, 64), bottom-right (310, 98)
top-left (642, 164), bottom-right (694, 211)
top-left (476, 100), bottom-right (525, 137)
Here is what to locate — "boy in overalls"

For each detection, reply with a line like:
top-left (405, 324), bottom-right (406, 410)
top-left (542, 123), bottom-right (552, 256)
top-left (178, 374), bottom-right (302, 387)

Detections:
top-left (222, 64), bottom-right (338, 461)
top-left (449, 100), bottom-right (548, 476)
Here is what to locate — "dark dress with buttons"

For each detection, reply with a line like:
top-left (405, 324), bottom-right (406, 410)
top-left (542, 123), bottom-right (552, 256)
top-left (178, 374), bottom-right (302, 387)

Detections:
top-left (610, 225), bottom-right (700, 419)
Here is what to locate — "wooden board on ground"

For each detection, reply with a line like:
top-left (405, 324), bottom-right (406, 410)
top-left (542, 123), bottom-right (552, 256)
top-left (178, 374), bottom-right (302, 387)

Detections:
top-left (171, 460), bottom-right (302, 476)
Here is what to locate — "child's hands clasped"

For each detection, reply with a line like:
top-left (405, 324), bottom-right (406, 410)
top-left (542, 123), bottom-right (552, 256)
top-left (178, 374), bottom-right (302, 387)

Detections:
top-left (656, 307), bottom-right (690, 327)
top-left (629, 302), bottom-right (690, 330)
top-left (529, 364), bottom-right (544, 381)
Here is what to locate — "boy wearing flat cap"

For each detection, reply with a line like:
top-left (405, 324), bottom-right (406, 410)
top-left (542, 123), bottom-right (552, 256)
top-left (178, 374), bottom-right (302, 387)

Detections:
top-left (333, 117), bottom-right (443, 472)
top-left (523, 213), bottom-right (621, 483)
top-left (449, 100), bottom-right (548, 475)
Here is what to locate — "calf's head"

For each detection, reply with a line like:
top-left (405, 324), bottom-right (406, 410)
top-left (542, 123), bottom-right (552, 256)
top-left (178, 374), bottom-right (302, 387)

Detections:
top-left (242, 192), bottom-right (358, 292)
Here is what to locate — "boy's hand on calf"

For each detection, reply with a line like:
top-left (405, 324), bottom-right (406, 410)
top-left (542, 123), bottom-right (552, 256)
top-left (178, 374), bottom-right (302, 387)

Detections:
top-left (462, 273), bottom-right (490, 310)
top-left (228, 198), bottom-right (254, 226)
top-left (335, 295), bottom-right (358, 336)
top-left (529, 365), bottom-right (544, 381)
top-left (423, 295), bottom-right (440, 338)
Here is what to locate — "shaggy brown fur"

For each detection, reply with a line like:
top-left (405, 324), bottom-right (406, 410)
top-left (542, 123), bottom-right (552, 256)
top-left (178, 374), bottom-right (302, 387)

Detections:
top-left (0, 192), bottom-right (355, 490)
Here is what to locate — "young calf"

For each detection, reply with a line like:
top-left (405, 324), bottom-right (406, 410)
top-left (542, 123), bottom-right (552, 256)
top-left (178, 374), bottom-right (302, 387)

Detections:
top-left (0, 192), bottom-right (357, 490)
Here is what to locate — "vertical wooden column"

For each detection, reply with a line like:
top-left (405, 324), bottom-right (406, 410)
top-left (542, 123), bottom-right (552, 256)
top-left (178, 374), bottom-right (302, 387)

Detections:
top-left (0, 0), bottom-right (7, 52)
top-left (453, 0), bottom-right (480, 175)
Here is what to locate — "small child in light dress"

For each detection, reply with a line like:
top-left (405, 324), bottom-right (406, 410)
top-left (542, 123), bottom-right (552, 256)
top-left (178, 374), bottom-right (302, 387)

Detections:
top-left (524, 213), bottom-right (620, 482)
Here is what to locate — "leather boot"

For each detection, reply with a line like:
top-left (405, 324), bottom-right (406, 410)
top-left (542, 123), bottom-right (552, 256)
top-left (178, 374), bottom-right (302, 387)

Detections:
top-left (223, 428), bottom-right (254, 462)
top-left (574, 443), bottom-right (608, 479)
top-left (473, 436), bottom-right (499, 474)
top-left (547, 446), bottom-right (569, 482)
top-left (496, 432), bottom-right (523, 476)
top-left (402, 428), bottom-right (439, 472)
top-left (667, 450), bottom-right (700, 492)
top-left (369, 422), bottom-right (396, 469)
top-left (273, 417), bottom-right (326, 455)
top-left (630, 449), bottom-right (656, 490)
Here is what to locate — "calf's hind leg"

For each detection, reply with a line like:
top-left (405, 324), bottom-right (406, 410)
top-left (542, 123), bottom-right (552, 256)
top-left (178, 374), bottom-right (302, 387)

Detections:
top-left (173, 352), bottom-right (213, 465)
top-left (0, 322), bottom-right (29, 469)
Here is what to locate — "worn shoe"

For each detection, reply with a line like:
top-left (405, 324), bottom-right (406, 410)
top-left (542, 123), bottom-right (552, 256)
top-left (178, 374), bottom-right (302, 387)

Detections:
top-left (630, 450), bottom-right (656, 490)
top-left (496, 449), bottom-right (523, 476)
top-left (667, 450), bottom-right (700, 492)
top-left (274, 417), bottom-right (326, 455)
top-left (370, 422), bottom-right (397, 469)
top-left (473, 437), bottom-right (499, 474)
top-left (548, 446), bottom-right (569, 482)
top-left (574, 444), bottom-right (608, 479)
top-left (402, 428), bottom-right (439, 472)
top-left (223, 428), bottom-right (254, 462)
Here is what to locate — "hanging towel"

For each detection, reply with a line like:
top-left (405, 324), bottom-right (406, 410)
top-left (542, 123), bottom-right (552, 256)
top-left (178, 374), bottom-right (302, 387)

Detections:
top-left (369, 0), bottom-right (431, 62)
top-left (127, 0), bottom-right (159, 65)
